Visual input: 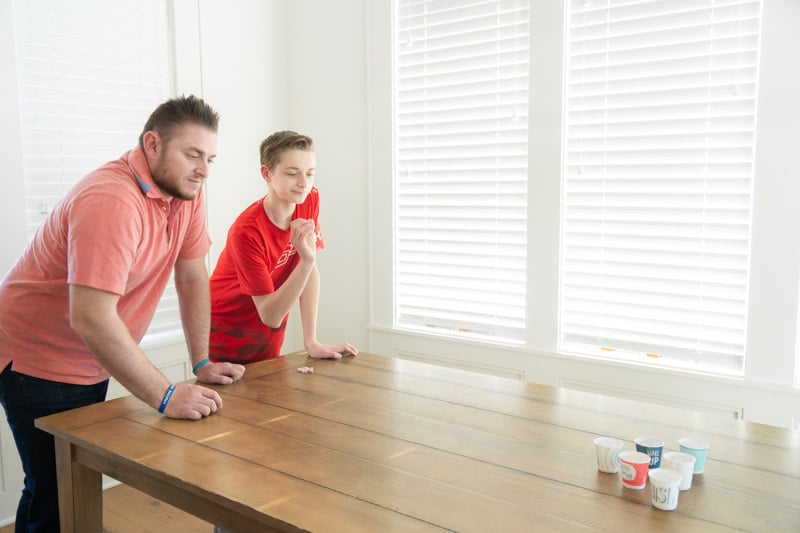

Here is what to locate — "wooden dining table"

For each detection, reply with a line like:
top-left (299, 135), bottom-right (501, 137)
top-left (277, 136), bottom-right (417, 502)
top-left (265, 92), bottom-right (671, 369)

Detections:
top-left (36, 351), bottom-right (800, 532)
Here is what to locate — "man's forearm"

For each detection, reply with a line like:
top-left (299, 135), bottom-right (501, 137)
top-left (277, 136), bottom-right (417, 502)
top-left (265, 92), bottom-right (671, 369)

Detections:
top-left (175, 258), bottom-right (211, 366)
top-left (69, 284), bottom-right (170, 408)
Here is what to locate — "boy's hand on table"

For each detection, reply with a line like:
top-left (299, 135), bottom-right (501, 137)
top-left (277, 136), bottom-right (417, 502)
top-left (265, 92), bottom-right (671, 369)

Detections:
top-left (306, 341), bottom-right (359, 359)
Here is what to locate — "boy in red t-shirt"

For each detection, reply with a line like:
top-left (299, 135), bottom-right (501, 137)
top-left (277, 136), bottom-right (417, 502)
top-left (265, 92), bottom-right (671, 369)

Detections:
top-left (209, 131), bottom-right (357, 363)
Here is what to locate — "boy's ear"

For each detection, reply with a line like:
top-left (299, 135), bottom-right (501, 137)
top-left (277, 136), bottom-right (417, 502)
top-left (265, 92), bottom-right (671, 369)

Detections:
top-left (260, 165), bottom-right (271, 183)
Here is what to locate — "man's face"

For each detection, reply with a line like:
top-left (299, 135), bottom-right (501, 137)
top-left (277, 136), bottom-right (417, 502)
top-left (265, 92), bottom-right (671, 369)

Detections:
top-left (148, 123), bottom-right (217, 201)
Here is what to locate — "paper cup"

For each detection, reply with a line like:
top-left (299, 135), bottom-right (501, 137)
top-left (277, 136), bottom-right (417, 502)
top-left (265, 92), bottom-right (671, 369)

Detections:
top-left (679, 437), bottom-right (710, 474)
top-left (619, 451), bottom-right (650, 489)
top-left (649, 468), bottom-right (682, 510)
top-left (635, 436), bottom-right (665, 469)
top-left (593, 436), bottom-right (625, 473)
top-left (661, 451), bottom-right (696, 490)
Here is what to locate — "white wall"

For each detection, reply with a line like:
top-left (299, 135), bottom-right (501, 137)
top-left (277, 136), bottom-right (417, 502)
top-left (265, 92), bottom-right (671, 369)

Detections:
top-left (0, 0), bottom-right (27, 277)
top-left (283, 0), bottom-right (371, 351)
top-left (745, 0), bottom-right (800, 387)
top-left (196, 0), bottom-right (371, 353)
top-left (175, 0), bottom-right (315, 351)
top-left (196, 0), bottom-right (289, 269)
top-left (0, 2), bottom-right (28, 523)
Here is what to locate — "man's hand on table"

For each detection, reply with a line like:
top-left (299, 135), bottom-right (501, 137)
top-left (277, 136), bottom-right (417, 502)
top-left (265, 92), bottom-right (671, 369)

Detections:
top-left (163, 383), bottom-right (223, 420)
top-left (196, 361), bottom-right (246, 384)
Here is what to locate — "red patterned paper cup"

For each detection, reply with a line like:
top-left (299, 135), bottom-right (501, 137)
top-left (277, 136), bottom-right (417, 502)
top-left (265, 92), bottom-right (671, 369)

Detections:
top-left (619, 451), bottom-right (650, 489)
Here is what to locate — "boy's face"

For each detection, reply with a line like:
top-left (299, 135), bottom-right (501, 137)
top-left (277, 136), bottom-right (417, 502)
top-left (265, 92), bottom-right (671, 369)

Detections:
top-left (148, 123), bottom-right (218, 201)
top-left (264, 149), bottom-right (316, 204)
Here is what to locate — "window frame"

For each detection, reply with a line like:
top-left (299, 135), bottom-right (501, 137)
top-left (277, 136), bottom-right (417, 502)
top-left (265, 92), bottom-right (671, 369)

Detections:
top-left (558, 0), bottom-right (764, 377)
top-left (392, 0), bottom-right (532, 344)
top-left (369, 0), bottom-right (800, 394)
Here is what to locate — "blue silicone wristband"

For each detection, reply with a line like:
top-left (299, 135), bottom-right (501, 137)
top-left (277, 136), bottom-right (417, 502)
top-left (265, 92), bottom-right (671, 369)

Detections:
top-left (192, 358), bottom-right (211, 375)
top-left (158, 384), bottom-right (175, 413)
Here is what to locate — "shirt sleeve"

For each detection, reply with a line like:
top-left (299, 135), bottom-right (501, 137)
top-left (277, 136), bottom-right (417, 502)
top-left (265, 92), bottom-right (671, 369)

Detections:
top-left (228, 227), bottom-right (277, 296)
top-left (67, 187), bottom-right (141, 295)
top-left (308, 187), bottom-right (325, 251)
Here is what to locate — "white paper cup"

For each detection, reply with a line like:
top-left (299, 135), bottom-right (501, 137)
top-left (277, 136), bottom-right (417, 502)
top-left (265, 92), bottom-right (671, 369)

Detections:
top-left (679, 437), bottom-right (710, 474)
top-left (661, 451), bottom-right (696, 490)
top-left (649, 468), bottom-right (682, 510)
top-left (593, 436), bottom-right (625, 473)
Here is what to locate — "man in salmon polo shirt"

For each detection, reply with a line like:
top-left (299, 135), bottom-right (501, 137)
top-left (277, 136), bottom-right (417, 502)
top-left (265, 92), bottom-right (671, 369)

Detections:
top-left (0, 95), bottom-right (245, 533)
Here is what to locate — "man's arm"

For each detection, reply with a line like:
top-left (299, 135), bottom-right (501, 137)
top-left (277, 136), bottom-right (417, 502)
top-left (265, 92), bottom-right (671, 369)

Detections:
top-left (174, 256), bottom-right (211, 367)
top-left (174, 257), bottom-right (245, 383)
top-left (69, 283), bottom-right (222, 419)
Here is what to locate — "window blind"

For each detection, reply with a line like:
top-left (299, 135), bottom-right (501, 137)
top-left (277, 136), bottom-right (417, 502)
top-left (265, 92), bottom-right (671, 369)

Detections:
top-left (561, 0), bottom-right (762, 373)
top-left (394, 0), bottom-right (530, 342)
top-left (12, 0), bottom-right (180, 337)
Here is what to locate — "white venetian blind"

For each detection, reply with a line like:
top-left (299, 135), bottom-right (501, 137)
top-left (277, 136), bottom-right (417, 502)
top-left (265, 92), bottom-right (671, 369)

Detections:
top-left (12, 0), bottom-right (181, 337)
top-left (394, 0), bottom-right (530, 342)
top-left (561, 0), bottom-right (762, 374)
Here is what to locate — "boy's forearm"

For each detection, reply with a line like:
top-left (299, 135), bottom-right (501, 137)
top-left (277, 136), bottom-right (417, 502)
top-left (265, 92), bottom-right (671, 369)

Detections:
top-left (299, 266), bottom-right (321, 347)
top-left (254, 258), bottom-right (315, 328)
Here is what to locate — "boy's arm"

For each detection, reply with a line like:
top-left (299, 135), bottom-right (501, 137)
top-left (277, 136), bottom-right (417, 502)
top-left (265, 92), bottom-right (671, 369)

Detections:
top-left (251, 218), bottom-right (317, 328)
top-left (299, 265), bottom-right (322, 350)
top-left (251, 257), bottom-right (315, 327)
top-left (300, 266), bottom-right (359, 359)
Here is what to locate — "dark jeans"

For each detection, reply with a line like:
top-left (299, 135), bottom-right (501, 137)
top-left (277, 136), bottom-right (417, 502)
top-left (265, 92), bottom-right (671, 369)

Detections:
top-left (0, 363), bottom-right (108, 533)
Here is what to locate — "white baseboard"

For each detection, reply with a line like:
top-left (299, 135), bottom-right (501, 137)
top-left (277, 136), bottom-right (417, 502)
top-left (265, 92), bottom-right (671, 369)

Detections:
top-left (396, 351), bottom-right (525, 381)
top-left (559, 378), bottom-right (744, 420)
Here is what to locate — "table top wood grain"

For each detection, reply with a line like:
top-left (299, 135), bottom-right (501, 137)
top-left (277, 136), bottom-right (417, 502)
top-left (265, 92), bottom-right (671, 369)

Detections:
top-left (37, 352), bottom-right (800, 532)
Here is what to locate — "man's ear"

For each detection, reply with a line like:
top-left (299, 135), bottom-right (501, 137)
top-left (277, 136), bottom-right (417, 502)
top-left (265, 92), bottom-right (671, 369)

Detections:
top-left (142, 130), bottom-right (161, 159)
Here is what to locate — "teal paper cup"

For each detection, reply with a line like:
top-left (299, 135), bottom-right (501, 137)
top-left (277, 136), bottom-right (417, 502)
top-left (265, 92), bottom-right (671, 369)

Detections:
top-left (679, 437), bottom-right (710, 474)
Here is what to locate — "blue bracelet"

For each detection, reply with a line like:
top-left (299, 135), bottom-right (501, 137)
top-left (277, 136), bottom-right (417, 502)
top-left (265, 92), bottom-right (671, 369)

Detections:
top-left (158, 384), bottom-right (175, 413)
top-left (192, 358), bottom-right (211, 375)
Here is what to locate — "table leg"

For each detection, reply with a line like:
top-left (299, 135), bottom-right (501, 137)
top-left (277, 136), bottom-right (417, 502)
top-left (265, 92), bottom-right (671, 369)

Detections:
top-left (54, 437), bottom-right (102, 533)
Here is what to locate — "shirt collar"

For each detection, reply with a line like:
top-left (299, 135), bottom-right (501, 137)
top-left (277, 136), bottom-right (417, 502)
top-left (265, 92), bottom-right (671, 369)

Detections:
top-left (126, 146), bottom-right (169, 200)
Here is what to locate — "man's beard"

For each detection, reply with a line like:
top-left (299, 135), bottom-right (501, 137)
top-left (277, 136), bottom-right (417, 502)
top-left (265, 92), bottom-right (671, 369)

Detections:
top-left (153, 173), bottom-right (196, 201)
top-left (151, 159), bottom-right (198, 201)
